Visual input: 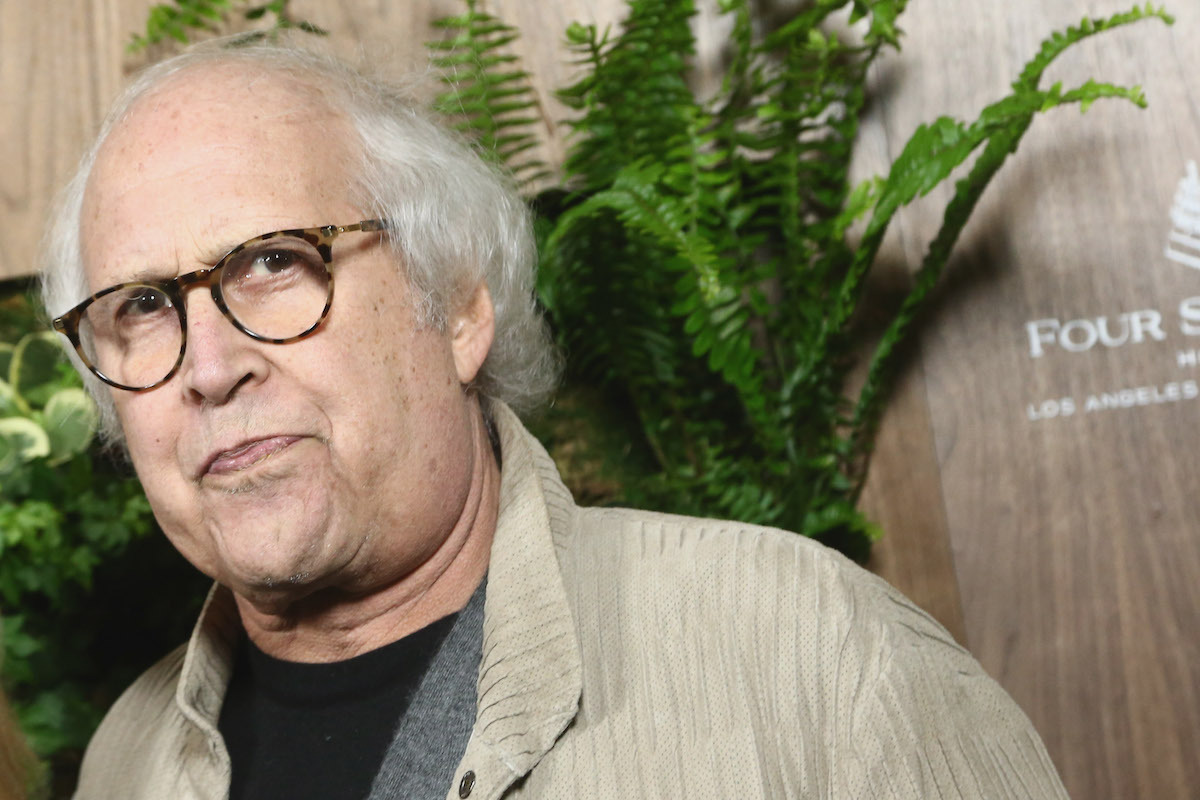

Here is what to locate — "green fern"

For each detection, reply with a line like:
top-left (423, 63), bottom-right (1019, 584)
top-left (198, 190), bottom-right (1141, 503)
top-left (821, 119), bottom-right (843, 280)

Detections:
top-left (127, 0), bottom-right (325, 53)
top-left (429, 0), bottom-right (549, 186)
top-left (471, 1), bottom-right (1166, 557)
top-left (517, 0), bottom-right (916, 548)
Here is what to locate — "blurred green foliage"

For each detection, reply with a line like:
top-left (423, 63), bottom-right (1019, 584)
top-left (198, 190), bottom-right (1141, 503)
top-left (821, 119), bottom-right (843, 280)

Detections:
top-left (0, 286), bottom-right (208, 794)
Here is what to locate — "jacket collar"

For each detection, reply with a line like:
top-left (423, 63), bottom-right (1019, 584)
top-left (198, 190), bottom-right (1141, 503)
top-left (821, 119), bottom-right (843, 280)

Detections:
top-left (468, 400), bottom-right (583, 778)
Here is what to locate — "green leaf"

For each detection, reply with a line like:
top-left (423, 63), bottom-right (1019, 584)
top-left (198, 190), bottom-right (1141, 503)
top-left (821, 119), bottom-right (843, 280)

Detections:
top-left (42, 389), bottom-right (98, 464)
top-left (0, 429), bottom-right (16, 476)
top-left (0, 418), bottom-right (51, 467)
top-left (128, 0), bottom-right (323, 53)
top-left (565, 21), bottom-right (595, 45)
top-left (16, 686), bottom-right (103, 755)
top-left (10, 332), bottom-right (67, 412)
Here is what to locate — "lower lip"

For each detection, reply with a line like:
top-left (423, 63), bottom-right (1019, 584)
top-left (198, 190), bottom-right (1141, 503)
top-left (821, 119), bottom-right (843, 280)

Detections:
top-left (206, 436), bottom-right (303, 476)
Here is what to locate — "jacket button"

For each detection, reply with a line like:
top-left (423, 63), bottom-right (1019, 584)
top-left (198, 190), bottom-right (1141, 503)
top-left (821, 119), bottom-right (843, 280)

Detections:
top-left (459, 770), bottom-right (476, 798)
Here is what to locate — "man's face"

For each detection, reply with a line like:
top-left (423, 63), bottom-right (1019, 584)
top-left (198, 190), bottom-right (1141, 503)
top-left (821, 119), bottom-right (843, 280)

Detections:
top-left (80, 67), bottom-right (491, 612)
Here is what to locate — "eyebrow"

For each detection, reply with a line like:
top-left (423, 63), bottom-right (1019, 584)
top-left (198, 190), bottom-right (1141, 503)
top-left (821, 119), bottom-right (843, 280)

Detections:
top-left (114, 235), bottom-right (250, 285)
top-left (118, 261), bottom-right (207, 285)
top-left (115, 265), bottom-right (183, 286)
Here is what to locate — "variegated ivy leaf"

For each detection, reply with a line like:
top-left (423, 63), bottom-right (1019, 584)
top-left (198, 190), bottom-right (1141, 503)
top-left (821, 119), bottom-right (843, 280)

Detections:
top-left (0, 417), bottom-right (51, 474)
top-left (43, 388), bottom-right (98, 465)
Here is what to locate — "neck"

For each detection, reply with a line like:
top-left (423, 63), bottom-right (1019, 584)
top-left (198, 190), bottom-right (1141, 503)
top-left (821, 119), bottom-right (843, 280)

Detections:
top-left (234, 401), bottom-right (500, 662)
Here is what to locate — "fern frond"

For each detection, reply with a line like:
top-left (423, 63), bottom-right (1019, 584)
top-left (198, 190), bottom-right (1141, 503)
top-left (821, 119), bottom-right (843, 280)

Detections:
top-left (129, 0), bottom-right (234, 50)
top-left (1015, 5), bottom-right (1173, 91)
top-left (547, 164), bottom-right (757, 394)
top-left (127, 0), bottom-right (322, 52)
top-left (430, 0), bottom-right (548, 187)
top-left (559, 0), bottom-right (699, 190)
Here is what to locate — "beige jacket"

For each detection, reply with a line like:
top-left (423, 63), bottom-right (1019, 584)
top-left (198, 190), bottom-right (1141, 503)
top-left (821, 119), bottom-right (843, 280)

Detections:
top-left (74, 404), bottom-right (1068, 799)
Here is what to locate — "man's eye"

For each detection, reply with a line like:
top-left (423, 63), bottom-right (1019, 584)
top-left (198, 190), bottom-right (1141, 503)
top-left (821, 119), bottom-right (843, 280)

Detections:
top-left (247, 250), bottom-right (303, 277)
top-left (224, 243), bottom-right (325, 298)
top-left (117, 288), bottom-right (169, 319)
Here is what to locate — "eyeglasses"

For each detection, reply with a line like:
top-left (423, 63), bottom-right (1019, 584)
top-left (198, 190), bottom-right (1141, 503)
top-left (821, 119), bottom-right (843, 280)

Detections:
top-left (53, 219), bottom-right (389, 392)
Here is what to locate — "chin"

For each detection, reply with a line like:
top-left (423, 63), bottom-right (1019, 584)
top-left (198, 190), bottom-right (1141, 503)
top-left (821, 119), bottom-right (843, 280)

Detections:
top-left (208, 528), bottom-right (337, 594)
top-left (226, 565), bottom-right (330, 613)
top-left (254, 567), bottom-right (316, 589)
top-left (227, 543), bottom-right (337, 587)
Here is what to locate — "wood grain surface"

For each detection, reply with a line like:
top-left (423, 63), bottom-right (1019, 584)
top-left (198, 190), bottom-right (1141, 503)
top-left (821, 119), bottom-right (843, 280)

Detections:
top-left (5, 2), bottom-right (1197, 799)
top-left (853, 2), bottom-right (1200, 797)
top-left (0, 0), bottom-right (131, 281)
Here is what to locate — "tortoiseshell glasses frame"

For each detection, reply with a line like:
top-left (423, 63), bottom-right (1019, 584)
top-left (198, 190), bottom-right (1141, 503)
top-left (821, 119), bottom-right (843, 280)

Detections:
top-left (52, 219), bottom-right (389, 392)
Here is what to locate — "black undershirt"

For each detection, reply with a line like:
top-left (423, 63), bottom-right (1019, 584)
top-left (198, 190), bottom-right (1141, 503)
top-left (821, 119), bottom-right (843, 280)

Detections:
top-left (218, 613), bottom-right (457, 800)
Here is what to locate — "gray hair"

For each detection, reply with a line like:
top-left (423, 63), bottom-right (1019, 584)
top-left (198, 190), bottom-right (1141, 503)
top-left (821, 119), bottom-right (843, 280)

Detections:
top-left (39, 37), bottom-right (559, 447)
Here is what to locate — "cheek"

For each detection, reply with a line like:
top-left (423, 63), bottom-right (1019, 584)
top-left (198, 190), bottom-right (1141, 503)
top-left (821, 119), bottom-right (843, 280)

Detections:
top-left (116, 396), bottom-right (163, 456)
top-left (345, 342), bottom-right (466, 460)
top-left (116, 396), bottom-right (186, 500)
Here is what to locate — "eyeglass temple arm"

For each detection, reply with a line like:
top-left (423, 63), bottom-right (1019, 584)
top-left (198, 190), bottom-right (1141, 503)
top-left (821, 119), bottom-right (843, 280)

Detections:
top-left (344, 219), bottom-right (389, 234)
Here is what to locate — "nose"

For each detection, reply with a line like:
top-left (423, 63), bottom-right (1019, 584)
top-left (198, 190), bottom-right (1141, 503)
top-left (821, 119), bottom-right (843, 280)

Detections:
top-left (177, 289), bottom-right (269, 405)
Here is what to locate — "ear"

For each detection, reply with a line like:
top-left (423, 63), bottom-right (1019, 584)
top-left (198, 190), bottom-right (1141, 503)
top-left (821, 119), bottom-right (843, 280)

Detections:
top-left (450, 281), bottom-right (495, 385)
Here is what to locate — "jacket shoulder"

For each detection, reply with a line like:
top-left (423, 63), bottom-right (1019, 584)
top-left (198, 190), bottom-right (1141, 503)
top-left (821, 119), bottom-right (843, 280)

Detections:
top-left (550, 505), bottom-right (1066, 797)
top-left (562, 504), bottom-right (922, 630)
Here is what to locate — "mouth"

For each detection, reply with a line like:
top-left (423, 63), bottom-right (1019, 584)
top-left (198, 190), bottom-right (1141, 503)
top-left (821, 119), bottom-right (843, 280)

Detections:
top-left (201, 435), bottom-right (304, 479)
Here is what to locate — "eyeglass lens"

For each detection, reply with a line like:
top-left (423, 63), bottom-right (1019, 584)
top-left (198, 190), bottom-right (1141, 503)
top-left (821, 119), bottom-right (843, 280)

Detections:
top-left (77, 235), bottom-right (332, 389)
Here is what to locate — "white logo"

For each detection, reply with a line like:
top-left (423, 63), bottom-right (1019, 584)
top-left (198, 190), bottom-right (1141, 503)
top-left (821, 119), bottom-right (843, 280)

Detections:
top-left (1020, 162), bottom-right (1200, 421)
top-left (1165, 160), bottom-right (1200, 270)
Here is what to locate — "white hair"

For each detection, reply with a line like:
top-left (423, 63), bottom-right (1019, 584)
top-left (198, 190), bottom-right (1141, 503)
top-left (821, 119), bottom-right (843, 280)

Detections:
top-left (39, 37), bottom-right (559, 448)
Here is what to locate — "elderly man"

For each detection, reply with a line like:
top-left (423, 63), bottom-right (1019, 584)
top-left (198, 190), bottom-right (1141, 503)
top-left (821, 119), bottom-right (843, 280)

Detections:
top-left (42, 40), bottom-right (1067, 800)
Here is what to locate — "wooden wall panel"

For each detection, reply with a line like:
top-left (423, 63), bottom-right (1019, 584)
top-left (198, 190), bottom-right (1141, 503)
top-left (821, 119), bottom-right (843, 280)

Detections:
top-left (860, 354), bottom-right (966, 645)
top-left (1, 0), bottom-right (135, 280)
top-left (853, 2), bottom-right (1200, 798)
